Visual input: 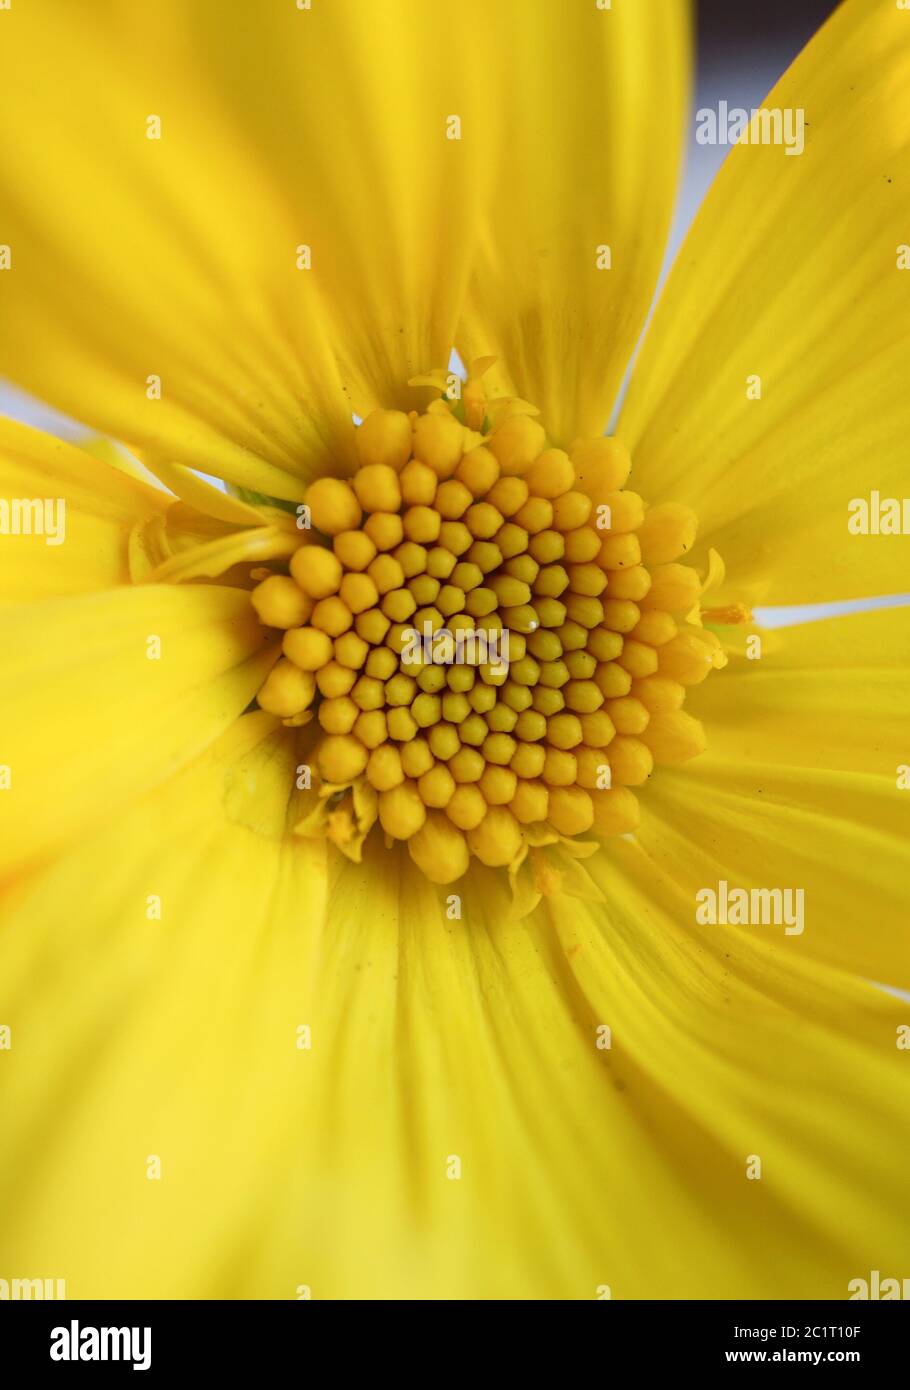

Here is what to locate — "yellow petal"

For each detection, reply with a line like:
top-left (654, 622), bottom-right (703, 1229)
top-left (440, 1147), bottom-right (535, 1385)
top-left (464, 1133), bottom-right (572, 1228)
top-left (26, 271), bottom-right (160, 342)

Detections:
top-left (642, 604), bottom-right (910, 988)
top-left (2, 741), bottom-right (906, 1297)
top-left (558, 841), bottom-right (910, 1296)
top-left (457, 0), bottom-right (691, 444)
top-left (619, 1), bottom-right (910, 604)
top-left (0, 1), bottom-right (491, 493)
top-left (0, 584), bottom-right (274, 877)
top-left (0, 417), bottom-right (166, 600)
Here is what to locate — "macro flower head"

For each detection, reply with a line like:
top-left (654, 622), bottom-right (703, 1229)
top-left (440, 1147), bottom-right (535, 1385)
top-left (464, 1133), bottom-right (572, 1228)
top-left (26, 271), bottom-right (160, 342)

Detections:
top-left (0, 0), bottom-right (908, 1300)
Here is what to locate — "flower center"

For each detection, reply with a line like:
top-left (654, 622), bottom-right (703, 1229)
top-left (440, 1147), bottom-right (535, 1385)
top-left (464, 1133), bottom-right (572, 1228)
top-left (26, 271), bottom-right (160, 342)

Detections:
top-left (249, 366), bottom-right (728, 889)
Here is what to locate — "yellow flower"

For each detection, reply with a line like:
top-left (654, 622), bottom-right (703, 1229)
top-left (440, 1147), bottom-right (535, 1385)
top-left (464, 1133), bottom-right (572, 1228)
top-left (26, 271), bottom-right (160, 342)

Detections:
top-left (0, 0), bottom-right (909, 1299)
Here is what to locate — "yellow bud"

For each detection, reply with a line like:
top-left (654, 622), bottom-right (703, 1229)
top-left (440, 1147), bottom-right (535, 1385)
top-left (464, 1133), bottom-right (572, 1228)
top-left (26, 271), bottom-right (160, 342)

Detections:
top-left (290, 545), bottom-right (342, 600)
top-left (429, 723), bottom-right (461, 761)
top-left (514, 708), bottom-right (546, 741)
top-left (367, 743), bottom-right (405, 792)
top-left (339, 572), bottom-right (379, 616)
top-left (564, 650), bottom-right (595, 678)
top-left (604, 696), bottom-right (650, 736)
top-left (564, 593), bottom-right (603, 629)
top-left (642, 563), bottom-right (701, 612)
top-left (400, 738), bottom-right (435, 778)
top-left (364, 646), bottom-right (397, 680)
top-left (606, 736), bottom-right (653, 786)
top-left (563, 526), bottom-right (601, 563)
top-left (449, 747), bottom-right (485, 784)
top-left (597, 533), bottom-right (641, 571)
top-left (412, 411), bottom-right (465, 478)
top-left (532, 685), bottom-right (565, 716)
top-left (617, 640), bottom-right (659, 680)
top-left (486, 701), bottom-right (518, 733)
top-left (364, 510), bottom-right (404, 552)
top-left (456, 445), bottom-right (500, 496)
top-left (355, 608), bottom-right (391, 645)
top-left (438, 520), bottom-right (472, 556)
top-left (381, 587), bottom-right (417, 623)
top-left (542, 747), bottom-right (577, 786)
top-left (353, 709), bottom-right (387, 749)
top-left (411, 692), bottom-right (442, 728)
top-left (400, 458), bottom-right (438, 507)
top-left (251, 574), bottom-right (313, 629)
top-left (379, 780), bottom-right (427, 839)
top-left (486, 476), bottom-right (529, 517)
top-left (350, 675), bottom-right (385, 711)
top-left (547, 713), bottom-right (583, 750)
top-left (591, 786), bottom-right (640, 836)
top-left (539, 660), bottom-right (569, 689)
top-left (524, 447), bottom-right (575, 499)
top-left (511, 741), bottom-right (547, 779)
top-left (435, 479), bottom-right (473, 519)
top-left (570, 436), bottom-right (631, 498)
top-left (466, 540), bottom-right (502, 573)
top-left (630, 610), bottom-right (678, 646)
top-left (306, 477), bottom-right (361, 536)
top-left (513, 496), bottom-right (553, 534)
top-left (334, 529), bottom-right (377, 573)
top-left (282, 625), bottom-right (333, 671)
top-left (658, 631), bottom-right (718, 685)
top-left (257, 658), bottom-right (315, 717)
top-left (355, 408), bottom-right (412, 471)
top-left (641, 710), bottom-right (707, 765)
top-left (459, 713), bottom-right (489, 746)
top-left (479, 764), bottom-right (517, 806)
top-left (368, 554), bottom-right (405, 595)
top-left (552, 490), bottom-right (592, 531)
top-left (446, 783), bottom-right (488, 830)
top-left (426, 546), bottom-right (458, 579)
top-left (395, 540), bottom-right (428, 578)
top-left (465, 502), bottom-right (503, 540)
top-left (637, 503), bottom-right (698, 565)
top-left (482, 732), bottom-right (516, 766)
top-left (353, 463), bottom-right (402, 514)
top-left (510, 779), bottom-right (549, 824)
top-left (564, 679), bottom-right (603, 714)
top-left (408, 812), bottom-right (470, 883)
top-left (547, 785), bottom-right (594, 837)
top-left (317, 734), bottom-right (368, 784)
top-left (385, 672), bottom-right (417, 706)
top-left (631, 677), bottom-right (685, 714)
top-left (311, 595), bottom-right (353, 638)
top-left (601, 599), bottom-right (640, 633)
top-left (467, 806), bottom-right (523, 867)
top-left (318, 695), bottom-right (358, 735)
top-left (487, 415), bottom-right (546, 475)
top-left (317, 660), bottom-right (358, 698)
top-left (529, 529), bottom-right (565, 565)
top-left (403, 504), bottom-right (441, 545)
top-left (418, 763), bottom-right (456, 808)
top-left (580, 710), bottom-right (615, 747)
top-left (567, 563), bottom-right (607, 597)
top-left (387, 707), bottom-right (418, 741)
top-left (595, 662), bottom-right (632, 699)
top-left (496, 523), bottom-right (529, 560)
top-left (608, 565), bottom-right (652, 601)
